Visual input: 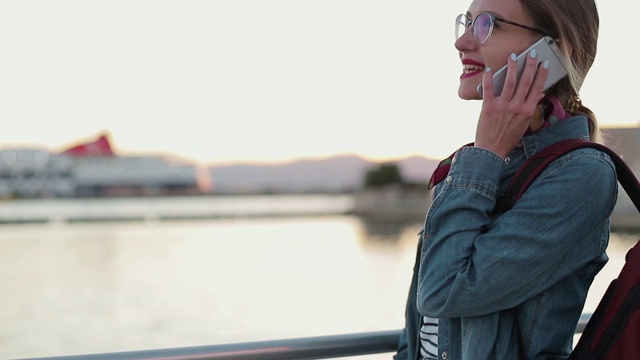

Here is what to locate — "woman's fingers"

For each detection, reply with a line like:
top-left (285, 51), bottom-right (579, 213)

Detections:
top-left (527, 60), bottom-right (549, 104)
top-left (481, 66), bottom-right (494, 100)
top-left (512, 49), bottom-right (544, 101)
top-left (501, 52), bottom-right (519, 98)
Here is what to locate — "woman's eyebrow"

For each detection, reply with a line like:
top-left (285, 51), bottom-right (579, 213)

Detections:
top-left (474, 10), bottom-right (503, 18)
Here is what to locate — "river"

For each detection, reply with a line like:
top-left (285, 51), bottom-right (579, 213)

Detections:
top-left (0, 195), bottom-right (636, 359)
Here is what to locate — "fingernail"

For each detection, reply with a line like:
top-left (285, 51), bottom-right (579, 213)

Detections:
top-left (486, 67), bottom-right (492, 72)
top-left (510, 53), bottom-right (517, 61)
top-left (530, 49), bottom-right (537, 58)
top-left (543, 60), bottom-right (549, 69)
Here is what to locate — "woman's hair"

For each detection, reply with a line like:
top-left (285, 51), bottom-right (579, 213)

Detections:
top-left (520, 0), bottom-right (602, 142)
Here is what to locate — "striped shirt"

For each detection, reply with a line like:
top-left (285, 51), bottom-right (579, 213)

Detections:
top-left (420, 316), bottom-right (438, 360)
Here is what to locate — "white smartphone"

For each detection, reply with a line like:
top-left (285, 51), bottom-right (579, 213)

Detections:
top-left (477, 36), bottom-right (568, 98)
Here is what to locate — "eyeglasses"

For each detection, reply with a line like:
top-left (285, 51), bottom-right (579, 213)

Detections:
top-left (455, 12), bottom-right (547, 44)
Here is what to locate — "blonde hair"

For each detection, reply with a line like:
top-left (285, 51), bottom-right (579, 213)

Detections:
top-left (521, 0), bottom-right (602, 142)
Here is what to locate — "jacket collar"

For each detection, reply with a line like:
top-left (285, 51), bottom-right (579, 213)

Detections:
top-left (520, 115), bottom-right (591, 158)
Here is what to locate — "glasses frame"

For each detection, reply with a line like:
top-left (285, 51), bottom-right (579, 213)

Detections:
top-left (456, 12), bottom-right (548, 44)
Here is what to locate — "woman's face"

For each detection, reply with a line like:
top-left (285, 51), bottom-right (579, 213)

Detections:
top-left (455, 0), bottom-right (541, 100)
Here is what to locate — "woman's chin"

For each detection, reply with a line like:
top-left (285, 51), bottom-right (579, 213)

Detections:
top-left (458, 86), bottom-right (482, 100)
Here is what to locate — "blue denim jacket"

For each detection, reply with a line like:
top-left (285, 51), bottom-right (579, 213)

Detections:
top-left (397, 116), bottom-right (618, 360)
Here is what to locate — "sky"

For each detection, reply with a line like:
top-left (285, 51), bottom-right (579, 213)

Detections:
top-left (0, 0), bottom-right (638, 166)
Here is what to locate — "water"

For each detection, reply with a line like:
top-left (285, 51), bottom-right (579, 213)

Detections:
top-left (0, 196), bottom-right (636, 359)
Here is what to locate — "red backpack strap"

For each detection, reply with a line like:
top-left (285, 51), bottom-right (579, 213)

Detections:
top-left (497, 139), bottom-right (640, 213)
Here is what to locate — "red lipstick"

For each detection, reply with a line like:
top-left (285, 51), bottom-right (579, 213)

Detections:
top-left (460, 59), bottom-right (485, 79)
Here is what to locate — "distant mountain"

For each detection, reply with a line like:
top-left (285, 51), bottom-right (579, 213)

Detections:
top-left (209, 154), bottom-right (440, 194)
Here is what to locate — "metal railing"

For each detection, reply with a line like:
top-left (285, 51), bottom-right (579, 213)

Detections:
top-left (30, 313), bottom-right (592, 360)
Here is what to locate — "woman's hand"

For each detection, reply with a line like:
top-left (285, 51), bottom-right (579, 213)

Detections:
top-left (474, 50), bottom-right (550, 159)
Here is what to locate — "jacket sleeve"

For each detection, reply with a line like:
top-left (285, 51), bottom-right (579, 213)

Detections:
top-left (416, 146), bottom-right (617, 318)
top-left (395, 234), bottom-right (424, 360)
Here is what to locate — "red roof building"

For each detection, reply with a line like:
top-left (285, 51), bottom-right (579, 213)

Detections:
top-left (61, 134), bottom-right (115, 157)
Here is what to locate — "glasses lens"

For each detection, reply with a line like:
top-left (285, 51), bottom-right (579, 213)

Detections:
top-left (455, 14), bottom-right (468, 40)
top-left (473, 13), bottom-right (493, 44)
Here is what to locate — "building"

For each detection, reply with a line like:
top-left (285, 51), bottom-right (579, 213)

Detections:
top-left (0, 149), bottom-right (75, 198)
top-left (602, 126), bottom-right (640, 230)
top-left (0, 133), bottom-right (210, 198)
top-left (604, 127), bottom-right (640, 170)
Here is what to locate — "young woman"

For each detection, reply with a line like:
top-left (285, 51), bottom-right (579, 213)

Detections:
top-left (396, 0), bottom-right (617, 359)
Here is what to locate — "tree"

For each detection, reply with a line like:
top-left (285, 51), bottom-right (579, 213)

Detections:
top-left (363, 163), bottom-right (403, 188)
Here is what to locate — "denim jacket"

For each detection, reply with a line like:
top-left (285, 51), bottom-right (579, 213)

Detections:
top-left (396, 116), bottom-right (618, 360)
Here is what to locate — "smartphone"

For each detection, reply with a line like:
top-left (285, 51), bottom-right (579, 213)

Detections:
top-left (477, 36), bottom-right (568, 98)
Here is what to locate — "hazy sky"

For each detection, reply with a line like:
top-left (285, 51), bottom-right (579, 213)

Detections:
top-left (0, 0), bottom-right (637, 165)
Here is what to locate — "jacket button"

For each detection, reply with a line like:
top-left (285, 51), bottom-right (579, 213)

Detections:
top-left (451, 156), bottom-right (457, 164)
top-left (441, 351), bottom-right (448, 359)
top-left (446, 176), bottom-right (452, 183)
top-left (504, 156), bottom-right (511, 164)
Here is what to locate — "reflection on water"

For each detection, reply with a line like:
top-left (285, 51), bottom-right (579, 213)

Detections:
top-left (0, 215), bottom-right (421, 359)
top-left (360, 216), bottom-right (424, 243)
top-left (0, 198), bottom-right (636, 359)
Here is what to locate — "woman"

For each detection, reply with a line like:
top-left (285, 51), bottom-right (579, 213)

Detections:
top-left (395, 0), bottom-right (617, 359)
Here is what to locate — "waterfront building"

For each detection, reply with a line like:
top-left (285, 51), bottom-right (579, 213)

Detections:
top-left (605, 127), bottom-right (640, 171)
top-left (0, 133), bottom-right (208, 198)
top-left (603, 126), bottom-right (640, 230)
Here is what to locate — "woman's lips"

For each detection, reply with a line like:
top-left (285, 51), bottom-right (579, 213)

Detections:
top-left (461, 59), bottom-right (485, 79)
